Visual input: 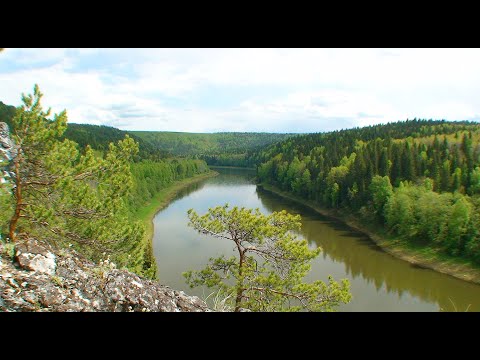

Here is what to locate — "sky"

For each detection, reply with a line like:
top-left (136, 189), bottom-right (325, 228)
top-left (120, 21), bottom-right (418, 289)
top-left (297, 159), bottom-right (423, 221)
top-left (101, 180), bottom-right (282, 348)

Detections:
top-left (1, 48), bottom-right (480, 133)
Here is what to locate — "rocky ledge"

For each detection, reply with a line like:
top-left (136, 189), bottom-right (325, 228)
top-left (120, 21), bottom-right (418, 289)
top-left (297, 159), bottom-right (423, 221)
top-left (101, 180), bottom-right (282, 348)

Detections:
top-left (0, 238), bottom-right (210, 312)
top-left (0, 122), bottom-right (14, 161)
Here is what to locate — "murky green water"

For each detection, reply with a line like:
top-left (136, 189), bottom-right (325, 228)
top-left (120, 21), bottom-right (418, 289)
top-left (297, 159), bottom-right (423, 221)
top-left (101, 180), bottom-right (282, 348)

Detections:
top-left (153, 168), bottom-right (480, 311)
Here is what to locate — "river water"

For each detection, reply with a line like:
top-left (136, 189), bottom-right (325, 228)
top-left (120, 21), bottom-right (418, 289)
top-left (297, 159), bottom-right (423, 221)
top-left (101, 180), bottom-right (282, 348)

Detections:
top-left (153, 167), bottom-right (480, 311)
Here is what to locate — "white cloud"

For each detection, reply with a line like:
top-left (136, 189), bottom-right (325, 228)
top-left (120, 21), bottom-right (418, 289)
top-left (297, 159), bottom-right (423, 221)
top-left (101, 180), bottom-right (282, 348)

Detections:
top-left (1, 48), bottom-right (68, 65)
top-left (1, 48), bottom-right (480, 133)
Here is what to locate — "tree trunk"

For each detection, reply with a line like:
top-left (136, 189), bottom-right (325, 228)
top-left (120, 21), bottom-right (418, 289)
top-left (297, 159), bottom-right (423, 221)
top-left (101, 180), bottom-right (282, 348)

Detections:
top-left (9, 157), bottom-right (22, 242)
top-left (234, 248), bottom-right (245, 312)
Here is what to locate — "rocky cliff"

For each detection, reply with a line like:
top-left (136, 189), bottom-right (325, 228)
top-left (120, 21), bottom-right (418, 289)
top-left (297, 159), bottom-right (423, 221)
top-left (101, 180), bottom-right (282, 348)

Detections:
top-left (0, 122), bottom-right (14, 187)
top-left (1, 121), bottom-right (210, 312)
top-left (0, 238), bottom-right (211, 312)
top-left (0, 122), bottom-right (14, 161)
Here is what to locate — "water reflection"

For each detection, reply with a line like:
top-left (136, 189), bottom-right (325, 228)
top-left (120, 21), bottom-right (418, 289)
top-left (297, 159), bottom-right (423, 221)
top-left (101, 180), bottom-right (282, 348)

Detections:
top-left (153, 168), bottom-right (480, 312)
top-left (255, 186), bottom-right (480, 312)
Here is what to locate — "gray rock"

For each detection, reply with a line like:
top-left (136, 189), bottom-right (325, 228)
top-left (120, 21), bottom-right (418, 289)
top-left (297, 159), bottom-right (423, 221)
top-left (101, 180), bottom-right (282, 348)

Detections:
top-left (16, 239), bottom-right (56, 275)
top-left (1, 238), bottom-right (212, 312)
top-left (0, 122), bottom-right (12, 149)
top-left (0, 122), bottom-right (15, 161)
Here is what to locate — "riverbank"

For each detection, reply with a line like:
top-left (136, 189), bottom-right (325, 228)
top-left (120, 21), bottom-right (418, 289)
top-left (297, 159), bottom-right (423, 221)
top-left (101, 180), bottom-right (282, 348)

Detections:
top-left (208, 165), bottom-right (256, 171)
top-left (259, 183), bottom-right (480, 285)
top-left (133, 171), bottom-right (219, 276)
top-left (134, 170), bottom-right (219, 241)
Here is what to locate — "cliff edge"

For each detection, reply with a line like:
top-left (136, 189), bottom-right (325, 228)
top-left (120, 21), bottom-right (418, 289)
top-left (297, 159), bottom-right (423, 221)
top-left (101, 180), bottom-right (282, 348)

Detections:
top-left (1, 121), bottom-right (210, 312)
top-left (0, 238), bottom-right (210, 312)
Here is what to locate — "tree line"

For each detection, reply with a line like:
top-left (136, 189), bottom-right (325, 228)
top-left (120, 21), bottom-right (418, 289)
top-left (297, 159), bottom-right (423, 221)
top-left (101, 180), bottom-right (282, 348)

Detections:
top-left (2, 101), bottom-right (296, 167)
top-left (62, 123), bottom-right (171, 161)
top-left (128, 158), bottom-right (209, 212)
top-left (255, 119), bottom-right (480, 264)
top-left (131, 130), bottom-right (295, 166)
top-left (1, 102), bottom-right (169, 161)
top-left (0, 86), bottom-right (209, 279)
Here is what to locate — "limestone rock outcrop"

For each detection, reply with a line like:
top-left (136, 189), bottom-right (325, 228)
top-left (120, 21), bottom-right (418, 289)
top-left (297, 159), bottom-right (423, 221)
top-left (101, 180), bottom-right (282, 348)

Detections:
top-left (0, 238), bottom-right (210, 312)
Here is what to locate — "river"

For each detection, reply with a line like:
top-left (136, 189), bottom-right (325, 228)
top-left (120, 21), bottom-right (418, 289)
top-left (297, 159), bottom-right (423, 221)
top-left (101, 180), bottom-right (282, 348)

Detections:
top-left (153, 167), bottom-right (480, 311)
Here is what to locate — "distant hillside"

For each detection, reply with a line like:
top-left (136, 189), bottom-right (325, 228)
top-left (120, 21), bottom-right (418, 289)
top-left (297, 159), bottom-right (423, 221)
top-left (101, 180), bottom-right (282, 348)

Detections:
top-left (0, 101), bottom-right (168, 160)
top-left (63, 123), bottom-right (169, 160)
top-left (130, 131), bottom-right (296, 157)
top-left (0, 101), bottom-right (16, 128)
top-left (251, 119), bottom-right (480, 166)
top-left (255, 118), bottom-right (480, 267)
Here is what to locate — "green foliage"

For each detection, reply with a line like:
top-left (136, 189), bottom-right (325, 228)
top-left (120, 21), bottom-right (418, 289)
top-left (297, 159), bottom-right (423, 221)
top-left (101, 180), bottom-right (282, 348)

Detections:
top-left (446, 196), bottom-right (471, 255)
top-left (0, 158), bottom-right (13, 235)
top-left (471, 167), bottom-right (480, 194)
top-left (1, 100), bottom-right (169, 161)
top-left (1, 241), bottom-right (15, 260)
top-left (255, 119), bottom-right (480, 202)
top-left (2, 85), bottom-right (154, 277)
top-left (183, 204), bottom-right (351, 312)
top-left (61, 123), bottom-right (169, 161)
top-left (255, 118), bottom-right (480, 265)
top-left (1, 89), bottom-right (215, 279)
top-left (384, 181), bottom-right (477, 257)
top-left (0, 101), bottom-right (16, 128)
top-left (369, 175), bottom-right (393, 220)
top-left (128, 158), bottom-right (209, 212)
top-left (2, 101), bottom-right (293, 167)
top-left (125, 155), bottom-right (210, 277)
top-left (131, 130), bottom-right (296, 167)
top-left (0, 190), bottom-right (12, 235)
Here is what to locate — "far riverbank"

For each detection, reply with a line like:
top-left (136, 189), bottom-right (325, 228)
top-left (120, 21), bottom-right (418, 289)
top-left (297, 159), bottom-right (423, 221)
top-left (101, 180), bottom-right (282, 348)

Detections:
top-left (259, 183), bottom-right (480, 285)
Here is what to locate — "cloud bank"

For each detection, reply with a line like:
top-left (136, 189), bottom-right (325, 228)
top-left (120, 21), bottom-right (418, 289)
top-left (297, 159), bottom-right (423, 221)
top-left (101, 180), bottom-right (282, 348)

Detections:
top-left (1, 48), bottom-right (479, 133)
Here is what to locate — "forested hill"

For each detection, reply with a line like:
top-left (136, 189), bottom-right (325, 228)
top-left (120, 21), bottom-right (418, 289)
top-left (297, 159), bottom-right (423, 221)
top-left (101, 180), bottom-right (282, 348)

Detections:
top-left (63, 123), bottom-right (170, 160)
top-left (0, 101), bottom-right (16, 127)
top-left (130, 131), bottom-right (296, 156)
top-left (0, 101), bottom-right (167, 160)
top-left (255, 118), bottom-right (480, 264)
top-left (1, 101), bottom-right (294, 163)
top-left (251, 119), bottom-right (480, 167)
top-left (1, 91), bottom-right (211, 280)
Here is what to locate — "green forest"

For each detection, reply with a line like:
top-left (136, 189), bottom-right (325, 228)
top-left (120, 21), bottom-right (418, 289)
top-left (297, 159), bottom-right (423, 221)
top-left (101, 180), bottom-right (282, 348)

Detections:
top-left (4, 91), bottom-right (480, 271)
top-left (0, 96), bottom-right (295, 280)
top-left (3, 89), bottom-right (480, 310)
top-left (62, 123), bottom-right (171, 160)
top-left (0, 92), bottom-right (210, 279)
top-left (2, 101), bottom-right (294, 167)
top-left (131, 130), bottom-right (295, 167)
top-left (254, 119), bottom-right (480, 265)
top-left (5, 47), bottom-right (480, 313)
top-left (2, 102), bottom-right (162, 159)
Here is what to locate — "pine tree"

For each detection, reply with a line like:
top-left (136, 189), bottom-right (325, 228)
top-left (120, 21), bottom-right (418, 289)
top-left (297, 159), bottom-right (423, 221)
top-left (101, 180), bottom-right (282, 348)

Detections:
top-left (184, 204), bottom-right (351, 311)
top-left (378, 147), bottom-right (390, 177)
top-left (402, 141), bottom-right (416, 180)
top-left (440, 159), bottom-right (452, 192)
top-left (4, 85), bottom-right (148, 274)
top-left (462, 133), bottom-right (474, 192)
top-left (7, 84), bottom-right (68, 242)
top-left (470, 167), bottom-right (480, 194)
top-left (452, 167), bottom-right (463, 193)
top-left (390, 144), bottom-right (403, 185)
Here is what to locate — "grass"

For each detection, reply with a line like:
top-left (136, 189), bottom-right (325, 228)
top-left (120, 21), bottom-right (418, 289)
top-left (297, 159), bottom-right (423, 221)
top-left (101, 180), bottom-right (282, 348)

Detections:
top-left (133, 171), bottom-right (218, 250)
top-left (259, 183), bottom-right (480, 285)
